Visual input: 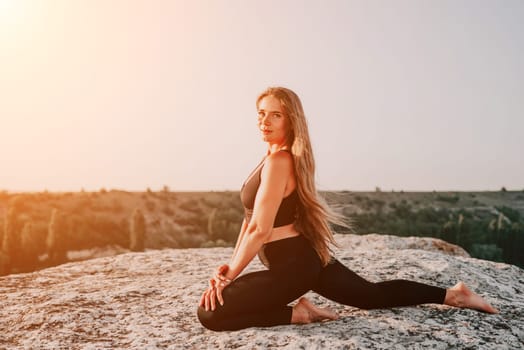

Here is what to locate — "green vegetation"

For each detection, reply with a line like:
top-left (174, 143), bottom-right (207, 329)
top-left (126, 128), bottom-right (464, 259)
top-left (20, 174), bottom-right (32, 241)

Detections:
top-left (0, 189), bottom-right (522, 276)
top-left (339, 193), bottom-right (524, 268)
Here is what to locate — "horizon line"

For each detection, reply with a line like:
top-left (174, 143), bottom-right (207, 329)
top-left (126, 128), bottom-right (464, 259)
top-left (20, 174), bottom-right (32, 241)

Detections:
top-left (1, 187), bottom-right (523, 194)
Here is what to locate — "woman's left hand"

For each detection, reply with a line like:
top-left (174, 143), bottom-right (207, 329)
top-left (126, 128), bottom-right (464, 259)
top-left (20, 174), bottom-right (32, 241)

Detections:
top-left (199, 264), bottom-right (232, 311)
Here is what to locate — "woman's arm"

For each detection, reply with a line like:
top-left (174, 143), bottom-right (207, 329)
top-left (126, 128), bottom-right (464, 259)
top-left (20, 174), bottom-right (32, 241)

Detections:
top-left (230, 218), bottom-right (248, 263)
top-left (224, 151), bottom-right (293, 280)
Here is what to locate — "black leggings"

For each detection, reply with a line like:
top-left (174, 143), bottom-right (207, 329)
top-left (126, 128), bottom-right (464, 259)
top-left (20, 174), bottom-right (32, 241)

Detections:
top-left (197, 235), bottom-right (446, 331)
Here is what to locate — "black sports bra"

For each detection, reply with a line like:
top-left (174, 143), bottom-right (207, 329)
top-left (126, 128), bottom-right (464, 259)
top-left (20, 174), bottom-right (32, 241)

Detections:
top-left (240, 150), bottom-right (298, 227)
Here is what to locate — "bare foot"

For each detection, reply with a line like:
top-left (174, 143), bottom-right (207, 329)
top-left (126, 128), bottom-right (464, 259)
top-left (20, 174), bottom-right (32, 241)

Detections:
top-left (291, 297), bottom-right (339, 324)
top-left (444, 281), bottom-right (498, 314)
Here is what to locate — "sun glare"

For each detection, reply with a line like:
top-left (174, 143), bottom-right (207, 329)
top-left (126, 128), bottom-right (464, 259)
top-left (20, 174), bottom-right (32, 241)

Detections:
top-left (0, 0), bottom-right (20, 20)
top-left (0, 0), bottom-right (43, 49)
top-left (0, 0), bottom-right (26, 39)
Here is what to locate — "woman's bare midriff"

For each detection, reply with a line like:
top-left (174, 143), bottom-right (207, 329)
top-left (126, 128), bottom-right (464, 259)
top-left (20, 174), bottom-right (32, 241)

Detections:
top-left (264, 222), bottom-right (300, 243)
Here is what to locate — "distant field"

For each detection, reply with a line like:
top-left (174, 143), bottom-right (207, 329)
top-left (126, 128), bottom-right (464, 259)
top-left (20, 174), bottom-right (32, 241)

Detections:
top-left (322, 190), bottom-right (524, 216)
top-left (1, 189), bottom-right (523, 276)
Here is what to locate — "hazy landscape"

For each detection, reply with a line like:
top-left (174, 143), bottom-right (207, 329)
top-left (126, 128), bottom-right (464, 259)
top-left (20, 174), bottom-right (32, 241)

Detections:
top-left (1, 188), bottom-right (523, 276)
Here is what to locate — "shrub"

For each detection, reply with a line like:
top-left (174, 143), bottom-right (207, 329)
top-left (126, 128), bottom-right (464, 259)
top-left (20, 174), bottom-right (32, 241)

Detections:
top-left (207, 207), bottom-right (242, 242)
top-left (163, 206), bottom-right (174, 216)
top-left (496, 206), bottom-right (520, 222)
top-left (145, 200), bottom-right (156, 212)
top-left (200, 239), bottom-right (231, 248)
top-left (179, 199), bottom-right (201, 213)
top-left (470, 243), bottom-right (503, 262)
top-left (436, 194), bottom-right (460, 204)
top-left (73, 198), bottom-right (92, 213)
top-left (91, 214), bottom-right (127, 247)
top-left (112, 199), bottom-right (124, 213)
top-left (8, 195), bottom-right (27, 212)
top-left (177, 228), bottom-right (206, 248)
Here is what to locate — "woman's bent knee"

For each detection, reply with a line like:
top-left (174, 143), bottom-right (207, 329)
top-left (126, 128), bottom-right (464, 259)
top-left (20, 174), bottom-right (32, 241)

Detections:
top-left (197, 306), bottom-right (224, 331)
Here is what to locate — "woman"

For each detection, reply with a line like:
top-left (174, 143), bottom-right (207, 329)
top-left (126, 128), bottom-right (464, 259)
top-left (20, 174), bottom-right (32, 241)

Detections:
top-left (197, 87), bottom-right (498, 331)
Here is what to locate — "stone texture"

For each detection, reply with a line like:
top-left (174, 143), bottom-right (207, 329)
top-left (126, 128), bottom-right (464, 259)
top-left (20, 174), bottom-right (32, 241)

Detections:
top-left (0, 233), bottom-right (522, 349)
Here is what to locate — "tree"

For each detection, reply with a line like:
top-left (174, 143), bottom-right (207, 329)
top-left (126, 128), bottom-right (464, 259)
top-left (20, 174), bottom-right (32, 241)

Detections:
top-left (46, 208), bottom-right (68, 264)
top-left (1, 206), bottom-right (21, 273)
top-left (207, 208), bottom-right (218, 238)
top-left (130, 208), bottom-right (146, 252)
top-left (0, 251), bottom-right (9, 276)
top-left (207, 207), bottom-right (241, 243)
top-left (20, 221), bottom-right (40, 271)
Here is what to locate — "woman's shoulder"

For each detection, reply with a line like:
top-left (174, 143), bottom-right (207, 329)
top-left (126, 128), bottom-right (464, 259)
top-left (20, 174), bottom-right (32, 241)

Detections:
top-left (262, 151), bottom-right (294, 181)
top-left (265, 150), bottom-right (293, 167)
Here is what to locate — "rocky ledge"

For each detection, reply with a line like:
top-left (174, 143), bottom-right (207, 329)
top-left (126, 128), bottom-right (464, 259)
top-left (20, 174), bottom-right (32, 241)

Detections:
top-left (0, 234), bottom-right (522, 349)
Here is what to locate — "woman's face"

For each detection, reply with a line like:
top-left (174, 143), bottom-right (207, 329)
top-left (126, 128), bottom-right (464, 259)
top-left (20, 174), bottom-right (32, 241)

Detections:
top-left (257, 95), bottom-right (288, 146)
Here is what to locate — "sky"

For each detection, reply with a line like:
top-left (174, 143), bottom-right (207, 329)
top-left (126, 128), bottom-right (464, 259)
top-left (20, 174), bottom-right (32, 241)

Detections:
top-left (1, 0), bottom-right (523, 192)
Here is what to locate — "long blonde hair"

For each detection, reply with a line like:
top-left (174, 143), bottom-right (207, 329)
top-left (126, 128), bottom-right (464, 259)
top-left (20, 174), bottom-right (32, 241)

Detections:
top-left (256, 87), bottom-right (349, 266)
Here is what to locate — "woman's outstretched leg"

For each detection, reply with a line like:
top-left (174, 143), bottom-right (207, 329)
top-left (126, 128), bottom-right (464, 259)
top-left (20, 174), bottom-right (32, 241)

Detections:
top-left (313, 259), bottom-right (446, 309)
top-left (313, 259), bottom-right (498, 313)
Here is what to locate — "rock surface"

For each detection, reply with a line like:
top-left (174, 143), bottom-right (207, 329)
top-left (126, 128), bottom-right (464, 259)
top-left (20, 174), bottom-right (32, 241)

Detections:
top-left (0, 234), bottom-right (522, 349)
